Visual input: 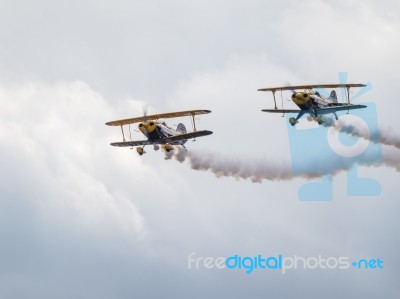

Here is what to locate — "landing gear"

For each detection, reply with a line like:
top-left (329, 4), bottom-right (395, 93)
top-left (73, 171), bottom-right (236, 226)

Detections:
top-left (334, 112), bottom-right (338, 120)
top-left (312, 110), bottom-right (324, 125)
top-left (163, 143), bottom-right (173, 152)
top-left (289, 111), bottom-right (305, 126)
top-left (136, 147), bottom-right (146, 156)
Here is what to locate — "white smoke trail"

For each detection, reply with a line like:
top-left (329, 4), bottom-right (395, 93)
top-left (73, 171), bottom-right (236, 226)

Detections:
top-left (379, 129), bottom-right (400, 149)
top-left (165, 147), bottom-right (306, 182)
top-left (163, 117), bottom-right (400, 182)
top-left (382, 146), bottom-right (400, 171)
top-left (164, 145), bottom-right (399, 183)
top-left (319, 116), bottom-right (400, 149)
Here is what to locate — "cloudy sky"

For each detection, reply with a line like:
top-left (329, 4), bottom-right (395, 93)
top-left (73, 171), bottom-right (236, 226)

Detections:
top-left (1, 0), bottom-right (399, 298)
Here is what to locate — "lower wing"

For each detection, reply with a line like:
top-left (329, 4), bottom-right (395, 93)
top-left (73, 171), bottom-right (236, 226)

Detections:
top-left (262, 104), bottom-right (366, 115)
top-left (261, 109), bottom-right (302, 113)
top-left (315, 104), bottom-right (367, 114)
top-left (110, 130), bottom-right (213, 147)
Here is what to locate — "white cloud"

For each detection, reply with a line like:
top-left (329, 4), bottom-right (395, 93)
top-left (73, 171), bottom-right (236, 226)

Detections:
top-left (0, 81), bottom-right (151, 237)
top-left (1, 0), bottom-right (400, 298)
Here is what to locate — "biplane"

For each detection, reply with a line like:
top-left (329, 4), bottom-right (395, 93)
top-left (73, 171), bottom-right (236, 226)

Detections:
top-left (258, 84), bottom-right (367, 126)
top-left (105, 110), bottom-right (213, 155)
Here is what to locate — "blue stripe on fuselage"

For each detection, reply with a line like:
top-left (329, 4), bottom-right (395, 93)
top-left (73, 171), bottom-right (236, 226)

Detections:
top-left (295, 101), bottom-right (315, 110)
top-left (146, 125), bottom-right (173, 141)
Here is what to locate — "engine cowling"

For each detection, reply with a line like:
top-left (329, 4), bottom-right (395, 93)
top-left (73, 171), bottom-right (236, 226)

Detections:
top-left (138, 120), bottom-right (157, 135)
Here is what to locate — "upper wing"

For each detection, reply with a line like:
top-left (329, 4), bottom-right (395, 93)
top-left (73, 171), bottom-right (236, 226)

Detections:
top-left (258, 83), bottom-right (366, 92)
top-left (106, 109), bottom-right (211, 126)
top-left (262, 109), bottom-right (302, 113)
top-left (110, 130), bottom-right (213, 147)
top-left (315, 104), bottom-right (367, 114)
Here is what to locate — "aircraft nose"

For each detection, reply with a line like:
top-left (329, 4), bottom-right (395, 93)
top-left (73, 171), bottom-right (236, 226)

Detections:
top-left (138, 122), bottom-right (148, 133)
top-left (292, 92), bottom-right (309, 105)
top-left (291, 93), bottom-right (300, 102)
top-left (138, 121), bottom-right (157, 134)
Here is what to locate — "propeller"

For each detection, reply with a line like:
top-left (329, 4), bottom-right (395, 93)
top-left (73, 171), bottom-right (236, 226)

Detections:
top-left (138, 106), bottom-right (157, 134)
top-left (138, 106), bottom-right (148, 134)
top-left (142, 105), bottom-right (148, 122)
top-left (284, 80), bottom-right (296, 94)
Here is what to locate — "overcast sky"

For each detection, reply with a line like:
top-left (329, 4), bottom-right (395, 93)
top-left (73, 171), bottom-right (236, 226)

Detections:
top-left (1, 0), bottom-right (399, 298)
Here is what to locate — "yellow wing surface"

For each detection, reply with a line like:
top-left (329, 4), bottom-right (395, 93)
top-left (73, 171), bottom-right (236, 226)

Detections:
top-left (106, 109), bottom-right (211, 126)
top-left (257, 83), bottom-right (366, 92)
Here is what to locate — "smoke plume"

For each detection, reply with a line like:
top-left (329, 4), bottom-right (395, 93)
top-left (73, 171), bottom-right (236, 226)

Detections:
top-left (164, 145), bottom-right (399, 183)
top-left (319, 117), bottom-right (400, 149)
top-left (163, 117), bottom-right (400, 182)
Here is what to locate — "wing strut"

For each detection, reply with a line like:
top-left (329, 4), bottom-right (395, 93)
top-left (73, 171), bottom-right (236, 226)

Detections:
top-left (191, 113), bottom-right (197, 132)
top-left (346, 86), bottom-right (350, 104)
top-left (120, 125), bottom-right (126, 142)
top-left (272, 90), bottom-right (278, 110)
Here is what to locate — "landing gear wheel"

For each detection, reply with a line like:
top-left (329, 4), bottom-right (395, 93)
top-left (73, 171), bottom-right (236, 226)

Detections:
top-left (289, 117), bottom-right (297, 126)
top-left (163, 143), bottom-right (173, 152)
top-left (136, 147), bottom-right (145, 156)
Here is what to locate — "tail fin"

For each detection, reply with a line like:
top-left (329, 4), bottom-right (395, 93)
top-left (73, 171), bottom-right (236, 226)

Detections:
top-left (329, 90), bottom-right (338, 103)
top-left (176, 123), bottom-right (187, 145)
top-left (176, 123), bottom-right (187, 134)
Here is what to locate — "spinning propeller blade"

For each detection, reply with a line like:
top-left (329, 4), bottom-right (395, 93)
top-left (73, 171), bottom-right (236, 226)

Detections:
top-left (143, 106), bottom-right (148, 122)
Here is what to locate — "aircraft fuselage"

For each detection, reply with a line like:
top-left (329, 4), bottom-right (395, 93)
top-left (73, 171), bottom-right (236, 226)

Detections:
top-left (138, 120), bottom-right (186, 145)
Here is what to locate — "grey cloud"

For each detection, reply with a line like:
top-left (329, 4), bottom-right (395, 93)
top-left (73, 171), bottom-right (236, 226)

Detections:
top-left (1, 1), bottom-right (400, 298)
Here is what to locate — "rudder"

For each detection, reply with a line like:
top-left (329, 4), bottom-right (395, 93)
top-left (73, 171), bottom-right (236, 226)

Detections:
top-left (176, 123), bottom-right (186, 134)
top-left (329, 90), bottom-right (338, 103)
